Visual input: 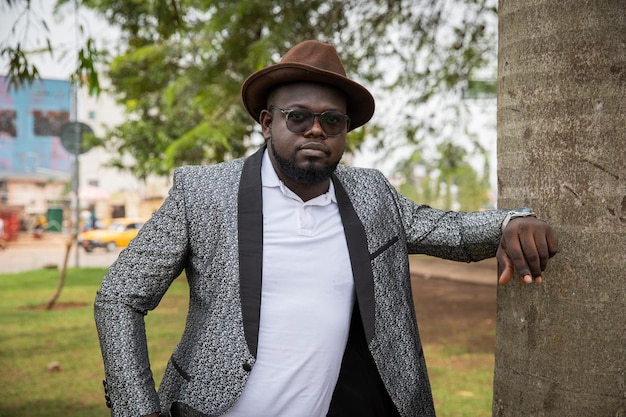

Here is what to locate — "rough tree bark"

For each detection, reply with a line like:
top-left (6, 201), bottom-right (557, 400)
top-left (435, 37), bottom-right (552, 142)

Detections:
top-left (494, 0), bottom-right (625, 416)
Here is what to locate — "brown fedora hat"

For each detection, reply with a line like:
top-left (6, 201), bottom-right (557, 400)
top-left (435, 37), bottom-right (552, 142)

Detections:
top-left (241, 40), bottom-right (375, 131)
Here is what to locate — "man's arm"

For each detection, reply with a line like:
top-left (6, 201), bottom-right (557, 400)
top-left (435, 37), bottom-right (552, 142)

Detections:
top-left (383, 172), bottom-right (558, 281)
top-left (95, 169), bottom-right (190, 417)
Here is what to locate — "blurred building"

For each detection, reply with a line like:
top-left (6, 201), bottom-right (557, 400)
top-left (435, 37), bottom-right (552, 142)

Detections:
top-left (75, 79), bottom-right (170, 225)
top-left (0, 76), bottom-right (169, 240)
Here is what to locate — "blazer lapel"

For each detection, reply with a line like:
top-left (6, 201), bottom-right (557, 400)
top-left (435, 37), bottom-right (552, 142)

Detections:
top-left (332, 175), bottom-right (376, 345)
top-left (238, 146), bottom-right (265, 358)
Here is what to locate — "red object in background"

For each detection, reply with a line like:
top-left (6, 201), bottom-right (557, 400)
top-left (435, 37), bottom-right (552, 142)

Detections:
top-left (0, 208), bottom-right (20, 241)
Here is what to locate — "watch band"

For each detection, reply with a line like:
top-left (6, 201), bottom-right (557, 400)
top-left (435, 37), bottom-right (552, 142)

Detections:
top-left (501, 208), bottom-right (537, 233)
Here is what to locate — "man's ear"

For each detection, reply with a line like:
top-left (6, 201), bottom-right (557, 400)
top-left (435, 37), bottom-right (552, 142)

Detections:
top-left (260, 109), bottom-right (272, 142)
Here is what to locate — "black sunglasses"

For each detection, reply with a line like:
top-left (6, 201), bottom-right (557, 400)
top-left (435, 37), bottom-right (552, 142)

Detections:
top-left (270, 106), bottom-right (350, 136)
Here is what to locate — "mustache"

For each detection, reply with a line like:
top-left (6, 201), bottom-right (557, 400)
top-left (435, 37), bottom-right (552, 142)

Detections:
top-left (298, 141), bottom-right (330, 155)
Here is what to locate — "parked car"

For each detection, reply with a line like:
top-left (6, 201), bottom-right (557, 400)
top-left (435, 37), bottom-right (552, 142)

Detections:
top-left (78, 218), bottom-right (145, 252)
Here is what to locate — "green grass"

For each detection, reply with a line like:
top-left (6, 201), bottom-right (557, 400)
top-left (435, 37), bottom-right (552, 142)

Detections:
top-left (426, 347), bottom-right (495, 417)
top-left (0, 268), bottom-right (187, 417)
top-left (0, 269), bottom-right (494, 417)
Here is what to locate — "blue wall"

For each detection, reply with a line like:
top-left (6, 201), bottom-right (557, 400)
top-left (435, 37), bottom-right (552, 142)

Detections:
top-left (0, 76), bottom-right (72, 176)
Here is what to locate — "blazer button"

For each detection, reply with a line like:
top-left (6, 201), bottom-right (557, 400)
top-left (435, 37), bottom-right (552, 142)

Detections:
top-left (242, 362), bottom-right (253, 372)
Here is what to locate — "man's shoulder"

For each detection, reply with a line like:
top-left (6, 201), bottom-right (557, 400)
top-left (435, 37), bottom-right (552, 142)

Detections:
top-left (172, 157), bottom-right (248, 191)
top-left (175, 157), bottom-right (246, 175)
top-left (173, 157), bottom-right (249, 182)
top-left (334, 164), bottom-right (387, 183)
top-left (336, 163), bottom-right (381, 174)
top-left (333, 165), bottom-right (394, 200)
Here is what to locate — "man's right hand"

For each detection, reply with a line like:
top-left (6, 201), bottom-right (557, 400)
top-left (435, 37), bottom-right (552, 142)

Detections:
top-left (497, 216), bottom-right (558, 284)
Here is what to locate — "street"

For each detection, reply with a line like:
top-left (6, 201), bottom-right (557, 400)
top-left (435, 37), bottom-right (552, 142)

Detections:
top-left (0, 232), bottom-right (123, 274)
top-left (0, 231), bottom-right (499, 285)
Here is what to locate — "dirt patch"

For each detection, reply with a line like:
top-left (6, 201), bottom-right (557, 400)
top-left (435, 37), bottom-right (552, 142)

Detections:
top-left (412, 274), bottom-right (497, 354)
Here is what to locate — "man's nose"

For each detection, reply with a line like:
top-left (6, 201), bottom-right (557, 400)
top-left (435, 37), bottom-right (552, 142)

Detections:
top-left (306, 115), bottom-right (327, 138)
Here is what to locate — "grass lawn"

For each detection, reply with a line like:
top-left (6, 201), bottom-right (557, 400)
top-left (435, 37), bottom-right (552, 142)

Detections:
top-left (0, 268), bottom-right (495, 417)
top-left (0, 268), bottom-right (187, 417)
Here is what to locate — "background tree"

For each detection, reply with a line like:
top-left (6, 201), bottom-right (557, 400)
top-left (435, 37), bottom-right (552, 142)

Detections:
top-left (0, 0), bottom-right (103, 91)
top-left (3, 0), bottom-right (497, 185)
top-left (494, 0), bottom-right (625, 415)
top-left (396, 140), bottom-right (491, 210)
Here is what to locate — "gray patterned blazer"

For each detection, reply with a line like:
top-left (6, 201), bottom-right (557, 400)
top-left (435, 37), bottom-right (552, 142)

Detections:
top-left (94, 146), bottom-right (507, 417)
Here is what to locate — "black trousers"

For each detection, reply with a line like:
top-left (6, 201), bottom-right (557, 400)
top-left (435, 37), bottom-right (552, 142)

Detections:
top-left (326, 306), bottom-right (400, 417)
top-left (169, 401), bottom-right (206, 417)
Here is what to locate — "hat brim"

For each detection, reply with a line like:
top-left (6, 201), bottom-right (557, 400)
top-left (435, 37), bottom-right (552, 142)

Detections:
top-left (241, 63), bottom-right (375, 131)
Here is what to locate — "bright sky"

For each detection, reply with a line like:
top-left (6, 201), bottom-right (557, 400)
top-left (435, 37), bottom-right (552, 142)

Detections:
top-left (0, 0), bottom-right (119, 80)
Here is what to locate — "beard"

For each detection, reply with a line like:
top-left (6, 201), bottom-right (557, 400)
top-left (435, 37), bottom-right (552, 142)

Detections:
top-left (269, 139), bottom-right (339, 185)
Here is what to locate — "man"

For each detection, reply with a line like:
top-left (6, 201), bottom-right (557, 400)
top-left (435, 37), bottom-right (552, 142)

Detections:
top-left (95, 40), bottom-right (558, 417)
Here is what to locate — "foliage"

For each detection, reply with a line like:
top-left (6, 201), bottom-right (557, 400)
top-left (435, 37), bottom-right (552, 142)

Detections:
top-left (1, 0), bottom-right (103, 93)
top-left (396, 140), bottom-right (492, 210)
top-left (1, 0), bottom-right (497, 189)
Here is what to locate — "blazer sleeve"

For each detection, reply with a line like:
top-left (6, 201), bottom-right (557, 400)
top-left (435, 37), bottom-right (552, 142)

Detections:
top-left (383, 173), bottom-right (508, 261)
top-left (94, 168), bottom-right (190, 417)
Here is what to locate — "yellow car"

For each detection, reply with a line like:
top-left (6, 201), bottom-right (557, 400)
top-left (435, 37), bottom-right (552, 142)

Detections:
top-left (78, 218), bottom-right (145, 252)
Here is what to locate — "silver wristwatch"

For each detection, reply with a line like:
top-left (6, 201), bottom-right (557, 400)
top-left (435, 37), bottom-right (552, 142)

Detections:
top-left (501, 208), bottom-right (537, 233)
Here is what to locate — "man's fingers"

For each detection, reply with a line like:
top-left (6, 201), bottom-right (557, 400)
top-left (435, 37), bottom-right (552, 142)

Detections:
top-left (499, 217), bottom-right (558, 285)
top-left (498, 266), bottom-right (515, 285)
top-left (505, 234), bottom-right (533, 280)
top-left (497, 246), bottom-right (515, 285)
top-left (535, 234), bottom-right (550, 272)
top-left (519, 233), bottom-right (542, 278)
top-left (547, 227), bottom-right (559, 257)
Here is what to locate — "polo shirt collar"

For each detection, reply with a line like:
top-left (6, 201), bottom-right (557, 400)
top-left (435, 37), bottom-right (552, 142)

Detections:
top-left (261, 149), bottom-right (337, 204)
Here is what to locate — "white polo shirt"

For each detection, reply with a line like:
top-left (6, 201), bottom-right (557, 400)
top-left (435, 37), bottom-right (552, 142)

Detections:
top-left (223, 151), bottom-right (355, 417)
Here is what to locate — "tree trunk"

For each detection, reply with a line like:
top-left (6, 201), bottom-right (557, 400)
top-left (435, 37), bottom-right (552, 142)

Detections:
top-left (45, 235), bottom-right (74, 310)
top-left (494, 1), bottom-right (625, 416)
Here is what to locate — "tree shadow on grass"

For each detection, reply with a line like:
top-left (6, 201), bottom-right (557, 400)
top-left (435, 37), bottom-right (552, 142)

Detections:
top-left (0, 399), bottom-right (110, 417)
top-left (18, 302), bottom-right (88, 311)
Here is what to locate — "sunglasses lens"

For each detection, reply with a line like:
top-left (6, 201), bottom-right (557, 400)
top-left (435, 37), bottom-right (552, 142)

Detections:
top-left (284, 109), bottom-right (348, 135)
top-left (285, 110), bottom-right (313, 133)
top-left (319, 111), bottom-right (347, 135)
